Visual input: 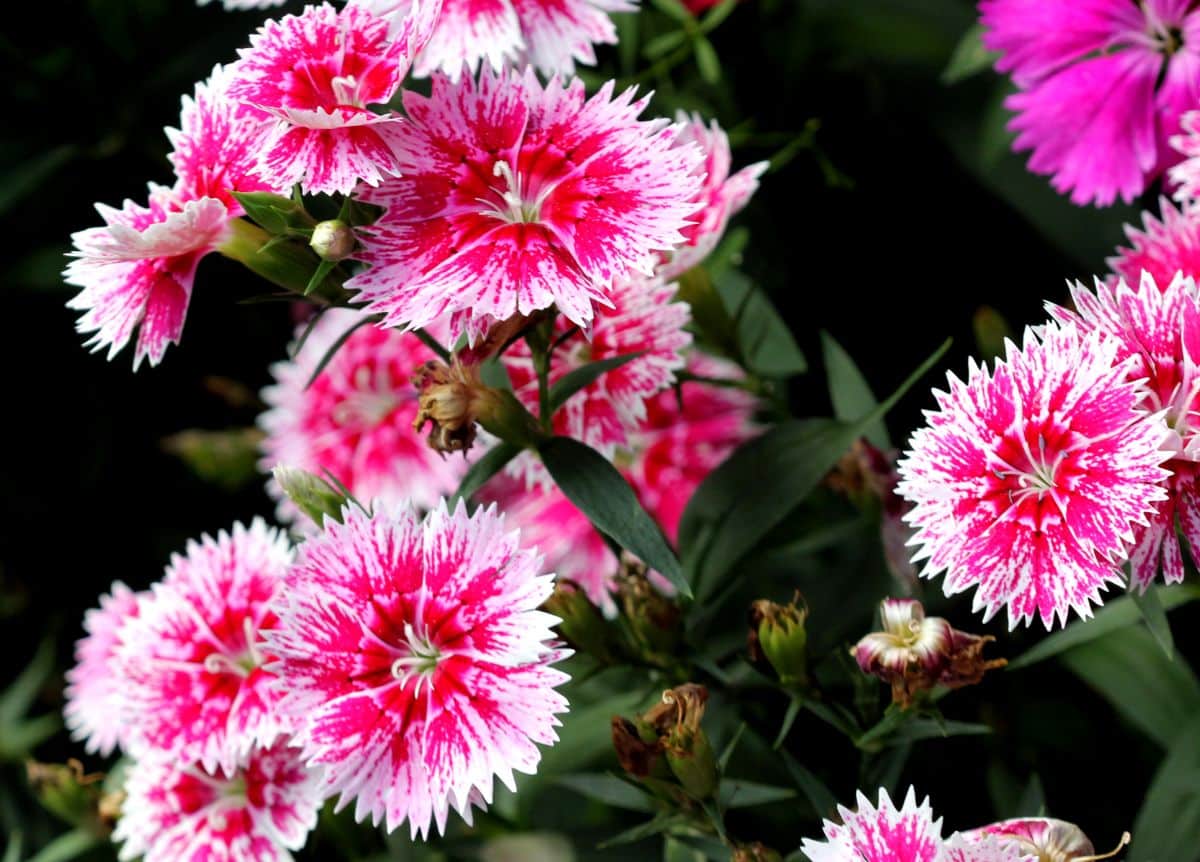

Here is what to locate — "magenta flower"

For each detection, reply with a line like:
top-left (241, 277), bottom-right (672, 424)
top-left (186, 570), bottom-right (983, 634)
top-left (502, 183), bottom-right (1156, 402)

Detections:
top-left (117, 519), bottom-right (294, 773)
top-left (267, 500), bottom-right (569, 838)
top-left (1048, 273), bottom-right (1200, 590)
top-left (350, 67), bottom-right (702, 342)
top-left (800, 787), bottom-right (944, 862)
top-left (962, 818), bottom-right (1129, 861)
top-left (65, 190), bottom-right (230, 369)
top-left (228, 3), bottom-right (418, 195)
top-left (1109, 197), bottom-right (1200, 287)
top-left (113, 739), bottom-right (322, 862)
top-left (259, 308), bottom-right (470, 526)
top-left (658, 113), bottom-right (767, 280)
top-left (63, 581), bottom-right (146, 757)
top-left (980, 0), bottom-right (1200, 206)
top-left (897, 322), bottom-right (1171, 629)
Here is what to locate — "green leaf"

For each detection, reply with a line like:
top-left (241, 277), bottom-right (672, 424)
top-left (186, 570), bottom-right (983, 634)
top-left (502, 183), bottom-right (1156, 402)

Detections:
top-left (539, 437), bottom-right (688, 598)
top-left (26, 830), bottom-right (101, 862)
top-left (1060, 626), bottom-right (1200, 748)
top-left (0, 636), bottom-right (54, 726)
top-left (549, 352), bottom-right (644, 412)
top-left (1008, 584), bottom-right (1200, 670)
top-left (773, 696), bottom-right (802, 749)
top-left (719, 780), bottom-right (796, 809)
top-left (553, 773), bottom-right (654, 812)
top-left (1132, 586), bottom-right (1175, 661)
top-left (304, 258), bottom-right (337, 296)
top-left (679, 339), bottom-right (950, 596)
top-left (1130, 714), bottom-right (1200, 862)
top-left (780, 749), bottom-right (838, 820)
top-left (717, 722), bottom-right (746, 773)
top-left (536, 689), bottom-right (649, 778)
top-left (598, 813), bottom-right (677, 848)
top-left (3, 832), bottom-right (19, 862)
top-left (699, 0), bottom-right (739, 32)
top-left (232, 191), bottom-right (314, 236)
top-left (714, 270), bottom-right (807, 376)
top-left (674, 267), bottom-right (740, 359)
top-left (884, 718), bottom-right (992, 746)
top-left (648, 0), bottom-right (693, 23)
top-left (453, 442), bottom-right (521, 504)
top-left (694, 36), bottom-right (721, 85)
top-left (643, 29), bottom-right (687, 60)
top-left (941, 22), bottom-right (998, 85)
top-left (820, 331), bottom-right (890, 448)
top-left (0, 145), bottom-right (75, 217)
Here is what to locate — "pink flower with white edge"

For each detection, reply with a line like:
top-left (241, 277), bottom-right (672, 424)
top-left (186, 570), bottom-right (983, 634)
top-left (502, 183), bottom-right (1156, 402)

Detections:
top-left (504, 275), bottom-right (691, 465)
top-left (112, 738), bottom-right (322, 862)
top-left (355, 0), bottom-right (637, 79)
top-left (980, 0), bottom-right (1200, 206)
top-left (800, 787), bottom-right (944, 862)
top-left (63, 582), bottom-right (146, 757)
top-left (259, 308), bottom-right (470, 526)
top-left (1170, 109), bottom-right (1200, 202)
top-left (658, 113), bottom-right (767, 280)
top-left (962, 818), bottom-right (1130, 862)
top-left (942, 833), bottom-right (1032, 862)
top-left (852, 598), bottom-right (953, 679)
top-left (117, 519), bottom-right (294, 773)
top-left (349, 67), bottom-right (703, 342)
top-left (896, 322), bottom-right (1171, 629)
top-left (267, 500), bottom-right (569, 838)
top-left (1049, 272), bottom-right (1200, 590)
top-left (228, 3), bottom-right (418, 195)
top-left (1108, 197), bottom-right (1200, 288)
top-left (65, 189), bottom-right (229, 369)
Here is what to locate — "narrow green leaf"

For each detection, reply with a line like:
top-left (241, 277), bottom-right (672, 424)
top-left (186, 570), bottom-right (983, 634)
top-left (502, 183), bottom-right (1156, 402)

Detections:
top-left (780, 750), bottom-right (838, 820)
top-left (1130, 714), bottom-right (1200, 862)
top-left (540, 437), bottom-right (688, 598)
top-left (648, 0), bottom-right (692, 23)
top-left (451, 442), bottom-right (521, 504)
top-left (26, 830), bottom-right (100, 862)
top-left (719, 780), bottom-right (796, 809)
top-left (536, 689), bottom-right (649, 778)
top-left (717, 722), bottom-right (746, 773)
top-left (941, 22), bottom-right (998, 85)
top-left (714, 270), bottom-right (807, 376)
top-left (1015, 774), bottom-right (1046, 818)
top-left (0, 636), bottom-right (55, 726)
top-left (1132, 586), bottom-right (1175, 661)
top-left (549, 352), bottom-right (644, 412)
top-left (694, 36), bottom-right (721, 84)
top-left (553, 773), bottom-right (654, 812)
top-left (773, 697), bottom-right (802, 749)
top-left (821, 331), bottom-right (890, 448)
top-left (643, 29), bottom-right (687, 60)
top-left (674, 267), bottom-right (741, 359)
top-left (884, 718), bottom-right (991, 746)
top-left (598, 813), bottom-right (677, 849)
top-left (2, 832), bottom-right (19, 862)
top-left (699, 0), bottom-right (739, 32)
top-left (304, 258), bottom-right (337, 296)
top-left (1008, 584), bottom-right (1200, 670)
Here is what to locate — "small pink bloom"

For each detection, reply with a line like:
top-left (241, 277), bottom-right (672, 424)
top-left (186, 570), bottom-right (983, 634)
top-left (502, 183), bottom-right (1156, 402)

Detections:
top-left (267, 500), bottom-right (569, 838)
top-left (63, 582), bottom-right (146, 757)
top-left (117, 519), bottom-right (294, 773)
top-left (259, 308), bottom-right (470, 526)
top-left (228, 3), bottom-right (415, 194)
top-left (658, 113), bottom-right (767, 279)
top-left (980, 0), bottom-right (1200, 206)
top-left (1048, 273), bottom-right (1200, 590)
top-left (962, 818), bottom-right (1128, 862)
top-left (65, 191), bottom-right (229, 369)
top-left (350, 67), bottom-right (703, 342)
top-left (942, 833), bottom-right (1031, 862)
top-left (113, 738), bottom-right (322, 862)
top-left (896, 322), bottom-right (1171, 629)
top-left (800, 787), bottom-right (944, 862)
top-left (1108, 197), bottom-right (1200, 288)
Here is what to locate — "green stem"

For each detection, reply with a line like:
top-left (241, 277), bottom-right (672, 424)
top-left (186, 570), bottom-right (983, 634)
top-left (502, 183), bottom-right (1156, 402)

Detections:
top-left (219, 218), bottom-right (352, 306)
top-left (534, 343), bottom-right (552, 432)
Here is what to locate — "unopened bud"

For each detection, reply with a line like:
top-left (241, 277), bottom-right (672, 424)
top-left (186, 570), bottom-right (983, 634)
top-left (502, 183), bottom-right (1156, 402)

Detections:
top-left (643, 684), bottom-right (717, 800)
top-left (732, 843), bottom-right (783, 862)
top-left (748, 593), bottom-right (809, 689)
top-left (543, 582), bottom-right (615, 663)
top-left (412, 359), bottom-right (519, 454)
top-left (310, 219), bottom-right (356, 261)
top-left (272, 465), bottom-right (349, 526)
top-left (962, 818), bottom-right (1130, 862)
top-left (26, 759), bottom-right (103, 828)
top-left (616, 560), bottom-right (681, 664)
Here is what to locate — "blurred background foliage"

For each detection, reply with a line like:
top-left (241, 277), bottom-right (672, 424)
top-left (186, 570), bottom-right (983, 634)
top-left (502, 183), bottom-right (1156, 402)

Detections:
top-left (4, 0), bottom-right (1199, 859)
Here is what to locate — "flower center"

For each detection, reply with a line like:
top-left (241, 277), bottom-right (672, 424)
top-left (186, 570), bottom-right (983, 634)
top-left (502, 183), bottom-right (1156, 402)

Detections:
top-left (332, 364), bottom-right (400, 427)
top-left (390, 621), bottom-right (442, 697)
top-left (481, 160), bottom-right (550, 224)
top-left (995, 431), bottom-right (1067, 506)
top-left (203, 617), bottom-right (263, 678)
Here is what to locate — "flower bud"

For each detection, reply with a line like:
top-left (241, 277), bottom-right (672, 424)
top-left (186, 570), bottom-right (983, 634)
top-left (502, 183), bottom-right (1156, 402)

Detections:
top-left (748, 593), bottom-right (809, 689)
top-left (309, 219), bottom-right (356, 261)
top-left (272, 464), bottom-right (349, 526)
top-left (543, 582), bottom-right (616, 663)
top-left (732, 843), bottom-right (783, 862)
top-left (962, 818), bottom-right (1130, 862)
top-left (26, 759), bottom-right (105, 830)
top-left (616, 560), bottom-right (681, 665)
top-left (644, 684), bottom-right (717, 800)
top-left (412, 360), bottom-right (501, 454)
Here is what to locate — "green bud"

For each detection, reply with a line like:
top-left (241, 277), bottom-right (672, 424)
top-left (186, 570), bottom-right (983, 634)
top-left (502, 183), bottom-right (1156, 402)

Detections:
top-left (616, 559), bottom-right (681, 665)
top-left (218, 219), bottom-right (351, 305)
top-left (310, 219), bottom-right (357, 262)
top-left (543, 582), bottom-right (615, 663)
top-left (26, 760), bottom-right (102, 829)
top-left (273, 465), bottom-right (349, 527)
top-left (636, 684), bottom-right (718, 801)
top-left (749, 595), bottom-right (809, 689)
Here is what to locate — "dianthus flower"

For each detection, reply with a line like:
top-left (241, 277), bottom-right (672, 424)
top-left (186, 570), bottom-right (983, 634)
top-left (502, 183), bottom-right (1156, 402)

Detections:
top-left (63, 581), bottom-right (146, 757)
top-left (1049, 273), bottom-right (1200, 589)
top-left (658, 113), bottom-right (767, 279)
top-left (1108, 197), bottom-right (1200, 287)
top-left (199, 0), bottom-right (286, 9)
top-left (355, 0), bottom-right (636, 79)
top-left (259, 309), bottom-right (469, 525)
top-left (350, 67), bottom-right (702, 342)
top-left (980, 0), bottom-right (1200, 206)
top-left (117, 520), bottom-right (294, 773)
top-left (962, 818), bottom-right (1130, 862)
top-left (896, 322), bottom-right (1171, 629)
top-left (267, 500), bottom-right (569, 838)
top-left (113, 739), bottom-right (322, 862)
top-left (228, 3), bottom-right (425, 194)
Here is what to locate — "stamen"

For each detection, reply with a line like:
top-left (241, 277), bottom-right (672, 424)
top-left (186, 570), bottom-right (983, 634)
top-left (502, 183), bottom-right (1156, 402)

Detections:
top-left (1075, 832), bottom-right (1131, 862)
top-left (203, 653), bottom-right (249, 678)
top-left (331, 74), bottom-right (363, 108)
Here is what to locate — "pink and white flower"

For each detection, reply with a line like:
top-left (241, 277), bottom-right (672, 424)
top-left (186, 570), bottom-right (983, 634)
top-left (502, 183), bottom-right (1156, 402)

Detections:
top-left (63, 582), bottom-right (146, 757)
top-left (942, 833), bottom-right (1031, 862)
top-left (961, 818), bottom-right (1128, 862)
top-left (228, 3), bottom-right (418, 195)
top-left (658, 113), bottom-right (767, 279)
top-left (267, 500), bottom-right (569, 838)
top-left (980, 0), bottom-right (1200, 206)
top-left (198, 0), bottom-right (287, 10)
top-left (800, 787), bottom-right (944, 862)
top-left (897, 321), bottom-right (1171, 629)
top-left (259, 308), bottom-right (470, 525)
top-left (65, 190), bottom-right (230, 369)
top-left (1108, 197), bottom-right (1200, 288)
top-left (350, 67), bottom-right (702, 342)
top-left (113, 738), bottom-right (322, 862)
top-left (1049, 273), bottom-right (1200, 590)
top-left (117, 519), bottom-right (294, 773)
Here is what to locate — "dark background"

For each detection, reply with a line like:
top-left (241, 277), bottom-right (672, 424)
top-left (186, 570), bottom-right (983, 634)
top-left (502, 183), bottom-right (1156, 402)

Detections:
top-left (2, 0), bottom-right (1190, 856)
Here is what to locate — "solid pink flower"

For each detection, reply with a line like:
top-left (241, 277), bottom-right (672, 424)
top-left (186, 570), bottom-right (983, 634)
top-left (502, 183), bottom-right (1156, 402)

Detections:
top-left (800, 787), bottom-right (944, 862)
top-left (63, 582), bottom-right (146, 757)
top-left (504, 275), bottom-right (691, 463)
top-left (112, 738), bottom-right (322, 862)
top-left (980, 0), bottom-right (1200, 206)
top-left (259, 308), bottom-right (470, 526)
top-left (1049, 273), bottom-right (1200, 590)
top-left (117, 519), bottom-right (294, 773)
top-left (64, 190), bottom-right (230, 369)
top-left (1108, 197), bottom-right (1200, 287)
top-left (227, 3), bottom-right (416, 195)
top-left (267, 500), bottom-right (569, 838)
top-left (896, 321), bottom-right (1171, 629)
top-left (658, 113), bottom-right (767, 280)
top-left (349, 67), bottom-right (703, 342)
